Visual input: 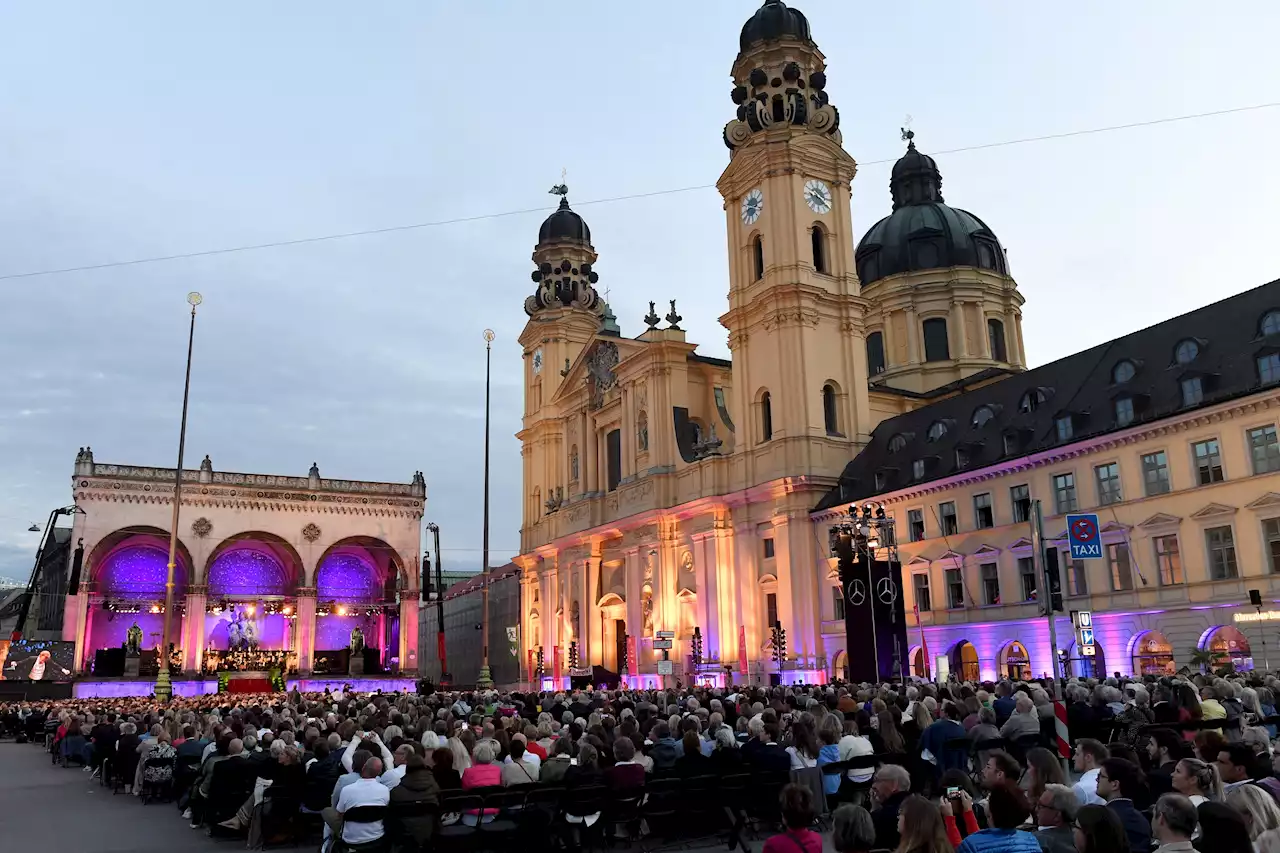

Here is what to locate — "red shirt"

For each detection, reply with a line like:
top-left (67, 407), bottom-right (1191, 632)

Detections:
top-left (525, 741), bottom-right (548, 761)
top-left (763, 829), bottom-right (823, 853)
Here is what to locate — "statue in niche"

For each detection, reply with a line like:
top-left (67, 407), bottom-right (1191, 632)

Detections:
top-left (570, 600), bottom-right (580, 640)
top-left (641, 585), bottom-right (654, 635)
top-left (637, 411), bottom-right (649, 452)
top-left (570, 447), bottom-right (580, 481)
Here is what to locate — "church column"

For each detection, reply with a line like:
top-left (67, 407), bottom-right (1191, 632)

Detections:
top-left (1009, 310), bottom-right (1026, 368)
top-left (691, 531), bottom-right (714, 667)
top-left (733, 522), bottom-right (758, 677)
top-left (657, 518), bottom-right (680, 679)
top-left (71, 589), bottom-right (91, 673)
top-left (951, 300), bottom-right (969, 358)
top-left (295, 588), bottom-right (317, 674)
top-left (544, 561), bottom-right (560, 677)
top-left (584, 415), bottom-right (598, 494)
top-left (623, 547), bottom-right (641, 680)
top-left (586, 543), bottom-right (603, 666)
top-left (773, 511), bottom-right (818, 665)
top-left (184, 586), bottom-right (207, 673)
top-left (905, 306), bottom-right (921, 364)
top-left (621, 387), bottom-right (635, 480)
top-left (712, 519), bottom-right (737, 666)
top-left (399, 596), bottom-right (420, 676)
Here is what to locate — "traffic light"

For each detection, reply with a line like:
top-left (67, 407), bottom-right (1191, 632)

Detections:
top-left (1044, 549), bottom-right (1064, 613)
top-left (691, 627), bottom-right (704, 666)
top-left (770, 621), bottom-right (787, 664)
top-left (620, 630), bottom-right (629, 671)
top-left (535, 647), bottom-right (544, 678)
top-left (568, 641), bottom-right (579, 670)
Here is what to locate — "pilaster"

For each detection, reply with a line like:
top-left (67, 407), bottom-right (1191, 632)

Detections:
top-left (295, 589), bottom-right (317, 674)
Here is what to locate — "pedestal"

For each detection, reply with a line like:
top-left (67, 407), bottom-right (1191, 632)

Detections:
top-left (348, 655), bottom-right (365, 676)
top-left (124, 654), bottom-right (141, 678)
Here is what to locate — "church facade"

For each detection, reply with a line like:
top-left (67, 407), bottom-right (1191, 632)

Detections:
top-left (513, 0), bottom-right (1028, 686)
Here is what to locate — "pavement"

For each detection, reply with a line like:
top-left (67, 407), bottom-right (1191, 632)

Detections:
top-left (0, 740), bottom-right (227, 853)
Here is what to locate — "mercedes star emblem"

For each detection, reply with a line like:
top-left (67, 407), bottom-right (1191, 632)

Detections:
top-left (877, 577), bottom-right (899, 604)
top-left (847, 579), bottom-right (866, 606)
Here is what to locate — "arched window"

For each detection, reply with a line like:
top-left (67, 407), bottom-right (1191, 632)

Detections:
top-left (811, 225), bottom-right (827, 274)
top-left (1174, 339), bottom-right (1200, 365)
top-left (987, 319), bottom-right (1007, 361)
top-left (1019, 388), bottom-right (1048, 413)
top-left (1262, 310), bottom-right (1280, 337)
top-left (972, 405), bottom-right (995, 428)
top-left (1112, 360), bottom-right (1136, 384)
top-left (822, 383), bottom-right (839, 434)
top-left (760, 391), bottom-right (773, 442)
top-left (922, 318), bottom-right (950, 361)
top-left (867, 332), bottom-right (885, 375)
top-left (927, 420), bottom-right (949, 442)
top-left (888, 433), bottom-right (908, 453)
top-left (752, 235), bottom-right (764, 281)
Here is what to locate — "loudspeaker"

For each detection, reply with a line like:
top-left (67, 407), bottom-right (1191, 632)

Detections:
top-left (1250, 589), bottom-right (1264, 607)
top-left (769, 673), bottom-right (781, 687)
top-left (67, 540), bottom-right (84, 596)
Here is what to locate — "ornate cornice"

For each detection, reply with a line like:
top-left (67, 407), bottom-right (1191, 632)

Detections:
top-left (75, 479), bottom-right (422, 518)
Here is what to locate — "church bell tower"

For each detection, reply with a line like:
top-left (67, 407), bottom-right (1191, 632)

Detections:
top-left (718, 0), bottom-right (873, 489)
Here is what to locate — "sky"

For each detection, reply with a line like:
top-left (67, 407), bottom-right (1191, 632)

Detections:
top-left (1, 2), bottom-right (1278, 585)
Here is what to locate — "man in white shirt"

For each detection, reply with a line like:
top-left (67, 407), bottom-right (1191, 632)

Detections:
top-left (507, 733), bottom-right (541, 770)
top-left (1072, 738), bottom-right (1109, 807)
top-left (325, 758), bottom-right (390, 846)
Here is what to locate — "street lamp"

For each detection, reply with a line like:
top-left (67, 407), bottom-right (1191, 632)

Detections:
top-left (155, 291), bottom-right (202, 702)
top-left (476, 329), bottom-right (495, 689)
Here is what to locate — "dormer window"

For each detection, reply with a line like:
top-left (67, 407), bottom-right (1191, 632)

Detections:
top-left (1262, 310), bottom-right (1280, 337)
top-left (1174, 339), bottom-right (1200, 365)
top-left (874, 471), bottom-right (888, 491)
top-left (1112, 360), bottom-right (1136, 384)
top-left (1181, 376), bottom-right (1204, 407)
top-left (912, 459), bottom-right (925, 480)
top-left (1055, 415), bottom-right (1074, 442)
top-left (1115, 396), bottom-right (1135, 426)
top-left (955, 447), bottom-right (970, 468)
top-left (972, 405), bottom-right (996, 428)
top-left (1003, 433), bottom-right (1019, 455)
top-left (927, 420), bottom-right (949, 442)
top-left (888, 433), bottom-right (909, 453)
top-left (1019, 388), bottom-right (1049, 413)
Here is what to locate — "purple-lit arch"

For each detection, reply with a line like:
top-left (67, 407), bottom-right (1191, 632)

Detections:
top-left (947, 640), bottom-right (981, 682)
top-left (1201, 625), bottom-right (1253, 670)
top-left (203, 531), bottom-right (304, 596)
top-left (314, 536), bottom-right (404, 602)
top-left (90, 527), bottom-right (192, 599)
top-left (1130, 630), bottom-right (1175, 676)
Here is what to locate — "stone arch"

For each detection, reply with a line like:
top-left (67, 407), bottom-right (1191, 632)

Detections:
top-left (908, 645), bottom-right (927, 678)
top-left (1199, 625), bottom-right (1254, 670)
top-left (89, 526), bottom-right (194, 598)
top-left (1067, 639), bottom-right (1105, 678)
top-left (204, 531), bottom-right (305, 597)
top-left (314, 535), bottom-right (405, 601)
top-left (996, 639), bottom-right (1031, 680)
top-left (832, 649), bottom-right (847, 681)
top-left (598, 592), bottom-right (624, 608)
top-left (947, 639), bottom-right (980, 681)
top-left (1129, 629), bottom-right (1175, 675)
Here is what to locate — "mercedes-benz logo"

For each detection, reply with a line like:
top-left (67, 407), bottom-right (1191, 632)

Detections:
top-left (847, 579), bottom-right (866, 606)
top-left (877, 577), bottom-right (899, 604)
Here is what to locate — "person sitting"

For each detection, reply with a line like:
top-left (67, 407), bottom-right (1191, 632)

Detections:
top-left (1216, 743), bottom-right (1256, 793)
top-left (1097, 758), bottom-right (1151, 853)
top-left (648, 721), bottom-right (681, 774)
top-left (709, 726), bottom-right (746, 775)
top-left (141, 730), bottom-right (177, 789)
top-left (539, 736), bottom-right (573, 784)
top-left (954, 781), bottom-right (1040, 853)
top-left (1147, 729), bottom-right (1186, 797)
top-left (564, 742), bottom-right (603, 786)
top-left (429, 747), bottom-right (461, 790)
top-left (999, 694), bottom-right (1042, 744)
top-left (604, 736), bottom-right (646, 789)
top-left (1151, 793), bottom-right (1197, 853)
top-left (832, 803), bottom-right (876, 853)
top-left (982, 751), bottom-right (1022, 803)
top-left (389, 753), bottom-right (439, 850)
top-left (1225, 784), bottom-right (1280, 853)
top-left (1074, 804), bottom-right (1132, 853)
top-left (871, 764), bottom-right (912, 850)
top-left (1031, 783), bottom-right (1079, 853)
top-left (461, 743), bottom-right (501, 789)
top-left (921, 701), bottom-right (969, 773)
top-left (676, 729), bottom-right (711, 777)
top-left (786, 719), bottom-right (821, 769)
top-left (762, 783), bottom-right (823, 853)
top-left (1194, 802), bottom-right (1252, 853)
top-left (742, 718), bottom-right (791, 775)
top-left (323, 756), bottom-right (390, 847)
top-left (500, 738), bottom-right (539, 786)
top-left (1072, 739), bottom-right (1109, 807)
top-left (894, 794), bottom-right (954, 853)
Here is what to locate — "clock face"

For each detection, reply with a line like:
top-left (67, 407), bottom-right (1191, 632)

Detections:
top-left (740, 188), bottom-right (764, 225)
top-left (532, 349), bottom-right (543, 374)
top-left (804, 179), bottom-right (832, 214)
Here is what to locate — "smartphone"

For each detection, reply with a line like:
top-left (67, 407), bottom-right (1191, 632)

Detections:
top-left (946, 786), bottom-right (960, 798)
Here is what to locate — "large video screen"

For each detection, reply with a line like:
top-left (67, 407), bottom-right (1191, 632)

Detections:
top-left (0, 639), bottom-right (75, 682)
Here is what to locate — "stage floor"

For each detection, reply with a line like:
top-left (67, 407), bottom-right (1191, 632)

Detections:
top-left (70, 675), bottom-right (418, 698)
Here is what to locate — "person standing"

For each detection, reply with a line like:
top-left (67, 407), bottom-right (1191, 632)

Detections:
top-left (1072, 739), bottom-right (1109, 807)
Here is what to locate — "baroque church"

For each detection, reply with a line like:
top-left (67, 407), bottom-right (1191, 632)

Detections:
top-left (513, 0), bottom-right (1027, 685)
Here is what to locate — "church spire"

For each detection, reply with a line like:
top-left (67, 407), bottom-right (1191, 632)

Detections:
top-left (889, 129), bottom-right (944, 210)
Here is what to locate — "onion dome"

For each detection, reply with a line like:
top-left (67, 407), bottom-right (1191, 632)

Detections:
top-left (855, 133), bottom-right (1008, 288)
top-left (538, 195), bottom-right (591, 246)
top-left (739, 0), bottom-right (813, 51)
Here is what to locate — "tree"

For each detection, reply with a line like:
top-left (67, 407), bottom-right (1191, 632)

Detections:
top-left (1188, 646), bottom-right (1227, 672)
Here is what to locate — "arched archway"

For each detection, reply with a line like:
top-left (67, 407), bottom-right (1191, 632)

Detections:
top-left (832, 650), bottom-right (848, 681)
top-left (908, 645), bottom-right (927, 678)
top-left (312, 536), bottom-right (404, 654)
top-left (948, 640), bottom-right (980, 682)
top-left (204, 532), bottom-right (304, 596)
top-left (998, 640), bottom-right (1032, 681)
top-left (1069, 640), bottom-right (1106, 678)
top-left (86, 527), bottom-right (194, 664)
top-left (1131, 630), bottom-right (1175, 675)
top-left (314, 536), bottom-right (405, 595)
top-left (1201, 625), bottom-right (1254, 671)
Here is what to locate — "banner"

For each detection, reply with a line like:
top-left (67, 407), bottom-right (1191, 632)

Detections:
top-left (627, 635), bottom-right (638, 678)
top-left (738, 625), bottom-right (748, 679)
top-left (552, 644), bottom-right (561, 682)
top-left (527, 649), bottom-right (534, 679)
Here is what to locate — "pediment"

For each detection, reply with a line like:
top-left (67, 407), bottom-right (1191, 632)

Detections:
top-left (1007, 537), bottom-right (1034, 552)
top-left (676, 587), bottom-right (696, 600)
top-left (1047, 529), bottom-right (1068, 542)
top-left (1137, 512), bottom-right (1182, 529)
top-left (549, 336), bottom-right (647, 407)
top-left (1246, 492), bottom-right (1280, 511)
top-left (971, 544), bottom-right (1002, 557)
top-left (937, 550), bottom-right (966, 563)
top-left (906, 555), bottom-right (932, 567)
top-left (1100, 521), bottom-right (1131, 534)
top-left (1190, 502), bottom-right (1237, 520)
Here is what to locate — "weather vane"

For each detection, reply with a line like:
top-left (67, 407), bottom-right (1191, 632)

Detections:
top-left (550, 167), bottom-right (568, 197)
top-left (901, 114), bottom-right (914, 145)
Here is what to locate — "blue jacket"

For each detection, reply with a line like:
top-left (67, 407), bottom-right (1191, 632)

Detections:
top-left (1107, 799), bottom-right (1151, 853)
top-left (956, 828), bottom-right (1043, 853)
top-left (817, 743), bottom-right (841, 795)
top-left (919, 719), bottom-right (968, 772)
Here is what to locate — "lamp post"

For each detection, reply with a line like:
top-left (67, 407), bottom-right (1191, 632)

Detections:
top-left (476, 329), bottom-right (495, 689)
top-left (155, 291), bottom-right (202, 702)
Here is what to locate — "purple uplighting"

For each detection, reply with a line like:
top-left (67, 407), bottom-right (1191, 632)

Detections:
top-left (317, 552), bottom-right (378, 603)
top-left (316, 613), bottom-right (376, 649)
top-left (98, 544), bottom-right (182, 598)
top-left (207, 548), bottom-right (290, 597)
top-left (71, 677), bottom-right (415, 699)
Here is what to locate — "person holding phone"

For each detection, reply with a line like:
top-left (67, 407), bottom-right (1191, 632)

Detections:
top-left (941, 787), bottom-right (982, 845)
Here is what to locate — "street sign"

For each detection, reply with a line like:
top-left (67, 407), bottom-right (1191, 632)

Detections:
top-left (1066, 513), bottom-right (1103, 559)
top-left (657, 660), bottom-right (673, 675)
top-left (656, 630), bottom-right (675, 639)
top-left (1075, 610), bottom-right (1092, 628)
top-left (1079, 627), bottom-right (1095, 646)
top-left (1081, 644), bottom-right (1096, 657)
top-left (653, 638), bottom-right (673, 650)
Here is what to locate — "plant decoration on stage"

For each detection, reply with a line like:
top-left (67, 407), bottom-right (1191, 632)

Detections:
top-left (227, 607), bottom-right (259, 651)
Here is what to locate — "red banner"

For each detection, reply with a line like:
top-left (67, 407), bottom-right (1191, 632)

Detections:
top-left (527, 648), bottom-right (534, 680)
top-left (552, 644), bottom-right (561, 682)
top-left (738, 625), bottom-right (749, 679)
top-left (915, 603), bottom-right (930, 678)
top-left (627, 635), bottom-right (638, 678)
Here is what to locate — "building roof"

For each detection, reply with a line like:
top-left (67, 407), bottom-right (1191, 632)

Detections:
top-left (739, 0), bottom-right (813, 52)
top-left (816, 278), bottom-right (1280, 510)
top-left (538, 196), bottom-right (592, 247)
top-left (442, 562), bottom-right (520, 601)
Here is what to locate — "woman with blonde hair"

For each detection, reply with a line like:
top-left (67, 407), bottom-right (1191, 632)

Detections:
top-left (894, 794), bottom-right (952, 853)
top-left (1227, 783), bottom-right (1280, 852)
top-left (1172, 757), bottom-right (1222, 805)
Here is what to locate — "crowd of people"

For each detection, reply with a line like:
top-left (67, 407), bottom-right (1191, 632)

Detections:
top-left (2, 670), bottom-right (1280, 853)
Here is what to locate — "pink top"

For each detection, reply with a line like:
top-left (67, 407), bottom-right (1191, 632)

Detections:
top-left (461, 763), bottom-right (502, 815)
top-left (762, 829), bottom-right (824, 853)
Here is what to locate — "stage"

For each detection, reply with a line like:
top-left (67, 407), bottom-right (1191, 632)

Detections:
top-left (69, 675), bottom-right (418, 699)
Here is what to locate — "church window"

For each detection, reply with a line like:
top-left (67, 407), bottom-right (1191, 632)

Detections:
top-left (822, 383), bottom-right (839, 434)
top-left (1261, 310), bottom-right (1280, 337)
top-left (1112, 359), bottom-right (1136, 384)
top-left (752, 235), bottom-right (764, 281)
top-left (923, 318), bottom-right (950, 361)
top-left (760, 391), bottom-right (773, 442)
top-left (811, 225), bottom-right (828, 274)
top-left (867, 332), bottom-right (886, 375)
top-left (606, 429), bottom-right (621, 492)
top-left (987, 319), bottom-right (1007, 361)
top-left (975, 240), bottom-right (1000, 271)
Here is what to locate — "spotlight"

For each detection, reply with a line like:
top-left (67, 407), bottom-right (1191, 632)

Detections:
top-left (246, 604), bottom-right (256, 615)
top-left (283, 605), bottom-right (292, 615)
top-left (149, 604), bottom-right (161, 614)
top-left (336, 605), bottom-right (346, 616)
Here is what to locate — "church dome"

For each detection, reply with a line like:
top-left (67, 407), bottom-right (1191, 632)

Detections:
top-left (855, 134), bottom-right (1008, 287)
top-left (538, 196), bottom-right (591, 246)
top-left (739, 0), bottom-right (813, 52)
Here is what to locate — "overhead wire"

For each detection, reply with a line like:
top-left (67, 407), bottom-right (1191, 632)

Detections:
top-left (0, 101), bottom-right (1276, 283)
